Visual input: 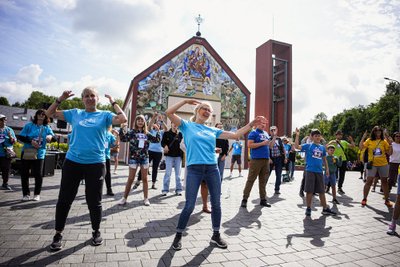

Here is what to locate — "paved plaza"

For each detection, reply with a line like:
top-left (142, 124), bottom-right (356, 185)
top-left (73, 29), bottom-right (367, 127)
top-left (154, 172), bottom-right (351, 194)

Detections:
top-left (0, 165), bottom-right (399, 267)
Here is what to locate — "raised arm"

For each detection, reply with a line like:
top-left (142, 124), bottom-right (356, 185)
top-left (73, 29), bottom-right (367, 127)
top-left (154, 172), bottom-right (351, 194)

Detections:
top-left (45, 90), bottom-right (74, 121)
top-left (105, 94), bottom-right (127, 125)
top-left (165, 99), bottom-right (201, 127)
top-left (294, 128), bottom-right (301, 150)
top-left (219, 116), bottom-right (267, 140)
top-left (359, 130), bottom-right (368, 150)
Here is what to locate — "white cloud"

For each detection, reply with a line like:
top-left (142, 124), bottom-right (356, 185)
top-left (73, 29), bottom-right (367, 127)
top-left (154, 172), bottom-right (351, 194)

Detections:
top-left (15, 64), bottom-right (43, 85)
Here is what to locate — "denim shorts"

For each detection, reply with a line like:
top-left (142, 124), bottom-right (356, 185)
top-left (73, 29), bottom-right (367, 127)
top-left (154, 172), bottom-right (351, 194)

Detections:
top-left (128, 158), bottom-right (149, 169)
top-left (324, 173), bottom-right (337, 186)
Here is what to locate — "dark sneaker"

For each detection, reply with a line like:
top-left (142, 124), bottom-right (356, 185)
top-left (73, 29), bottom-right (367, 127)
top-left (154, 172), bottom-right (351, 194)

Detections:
top-left (332, 198), bottom-right (340, 204)
top-left (151, 184), bottom-right (157, 190)
top-left (50, 233), bottom-right (63, 251)
top-left (132, 181), bottom-right (140, 190)
top-left (210, 232), bottom-right (228, 249)
top-left (91, 230), bottom-right (103, 246)
top-left (274, 190), bottom-right (280, 195)
top-left (240, 199), bottom-right (247, 208)
top-left (175, 191), bottom-right (182, 196)
top-left (172, 233), bottom-right (182, 250)
top-left (305, 208), bottom-right (311, 216)
top-left (387, 223), bottom-right (397, 236)
top-left (322, 207), bottom-right (337, 216)
top-left (338, 188), bottom-right (345, 194)
top-left (1, 184), bottom-right (12, 191)
top-left (299, 190), bottom-right (304, 198)
top-left (260, 199), bottom-right (271, 207)
top-left (106, 190), bottom-right (115, 196)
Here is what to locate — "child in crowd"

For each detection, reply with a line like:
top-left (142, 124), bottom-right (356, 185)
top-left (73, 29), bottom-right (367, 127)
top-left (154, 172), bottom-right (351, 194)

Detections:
top-left (325, 144), bottom-right (342, 204)
top-left (295, 128), bottom-right (337, 217)
top-left (118, 115), bottom-right (160, 206)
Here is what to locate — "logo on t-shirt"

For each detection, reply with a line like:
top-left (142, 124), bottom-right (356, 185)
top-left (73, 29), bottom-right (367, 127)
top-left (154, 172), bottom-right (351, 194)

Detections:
top-left (78, 118), bottom-right (97, 127)
top-left (312, 147), bottom-right (323, 159)
top-left (373, 148), bottom-right (383, 157)
top-left (0, 133), bottom-right (5, 143)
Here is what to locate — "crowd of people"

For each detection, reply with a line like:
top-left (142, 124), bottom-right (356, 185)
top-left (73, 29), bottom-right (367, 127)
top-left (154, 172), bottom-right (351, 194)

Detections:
top-left (0, 90), bottom-right (399, 252)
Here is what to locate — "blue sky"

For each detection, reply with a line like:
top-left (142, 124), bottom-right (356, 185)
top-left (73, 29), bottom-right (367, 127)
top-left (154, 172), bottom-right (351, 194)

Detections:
top-left (0, 0), bottom-right (399, 127)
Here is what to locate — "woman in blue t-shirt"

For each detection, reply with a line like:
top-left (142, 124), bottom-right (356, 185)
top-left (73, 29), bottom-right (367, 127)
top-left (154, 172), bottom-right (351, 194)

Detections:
top-left (18, 109), bottom-right (55, 201)
top-left (45, 87), bottom-right (127, 251)
top-left (166, 99), bottom-right (265, 251)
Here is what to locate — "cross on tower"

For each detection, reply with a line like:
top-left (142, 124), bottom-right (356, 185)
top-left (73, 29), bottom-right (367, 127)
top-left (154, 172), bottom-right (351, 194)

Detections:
top-left (195, 14), bottom-right (203, 37)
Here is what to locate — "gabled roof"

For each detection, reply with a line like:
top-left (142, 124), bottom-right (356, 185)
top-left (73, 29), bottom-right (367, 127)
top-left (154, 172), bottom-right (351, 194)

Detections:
top-left (123, 36), bottom-right (251, 109)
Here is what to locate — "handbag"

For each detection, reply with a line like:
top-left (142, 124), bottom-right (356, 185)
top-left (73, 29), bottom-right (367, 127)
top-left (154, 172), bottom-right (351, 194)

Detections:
top-left (2, 144), bottom-right (16, 159)
top-left (23, 148), bottom-right (38, 160)
top-left (159, 160), bottom-right (166, 170)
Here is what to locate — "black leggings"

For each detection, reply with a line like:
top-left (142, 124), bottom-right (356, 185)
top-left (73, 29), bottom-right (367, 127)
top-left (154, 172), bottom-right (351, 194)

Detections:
top-left (20, 159), bottom-right (44, 196)
top-left (55, 159), bottom-right (105, 232)
top-left (137, 151), bottom-right (162, 183)
top-left (0, 157), bottom-right (12, 185)
top-left (104, 159), bottom-right (112, 191)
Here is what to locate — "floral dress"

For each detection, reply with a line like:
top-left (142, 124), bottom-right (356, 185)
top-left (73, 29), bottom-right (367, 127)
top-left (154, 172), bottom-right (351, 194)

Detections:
top-left (119, 129), bottom-right (160, 161)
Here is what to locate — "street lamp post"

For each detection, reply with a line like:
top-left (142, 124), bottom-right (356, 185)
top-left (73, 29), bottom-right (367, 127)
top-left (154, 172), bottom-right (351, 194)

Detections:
top-left (384, 77), bottom-right (400, 131)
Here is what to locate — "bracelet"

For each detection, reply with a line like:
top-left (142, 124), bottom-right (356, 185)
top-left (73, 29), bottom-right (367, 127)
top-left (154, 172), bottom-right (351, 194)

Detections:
top-left (55, 99), bottom-right (62, 104)
top-left (117, 112), bottom-right (122, 115)
top-left (111, 101), bottom-right (117, 107)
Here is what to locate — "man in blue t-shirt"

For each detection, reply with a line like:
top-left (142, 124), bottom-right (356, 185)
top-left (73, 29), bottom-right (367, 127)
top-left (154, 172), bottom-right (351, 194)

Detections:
top-left (228, 138), bottom-right (243, 177)
top-left (241, 122), bottom-right (272, 208)
top-left (294, 128), bottom-right (336, 217)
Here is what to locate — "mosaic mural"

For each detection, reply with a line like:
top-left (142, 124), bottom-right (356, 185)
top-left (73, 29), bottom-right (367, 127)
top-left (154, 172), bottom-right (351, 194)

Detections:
top-left (136, 44), bottom-right (247, 131)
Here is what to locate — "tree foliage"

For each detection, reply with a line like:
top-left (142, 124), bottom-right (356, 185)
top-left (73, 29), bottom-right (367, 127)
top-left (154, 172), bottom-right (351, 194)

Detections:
top-left (0, 96), bottom-right (10, 106)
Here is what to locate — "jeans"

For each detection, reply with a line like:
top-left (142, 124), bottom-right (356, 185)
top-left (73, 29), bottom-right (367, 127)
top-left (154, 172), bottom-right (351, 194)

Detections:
top-left (270, 156), bottom-right (284, 191)
top-left (288, 160), bottom-right (295, 179)
top-left (177, 164), bottom-right (221, 232)
top-left (217, 155), bottom-right (225, 181)
top-left (20, 159), bottom-right (44, 196)
top-left (162, 156), bottom-right (182, 193)
top-left (55, 159), bottom-right (105, 232)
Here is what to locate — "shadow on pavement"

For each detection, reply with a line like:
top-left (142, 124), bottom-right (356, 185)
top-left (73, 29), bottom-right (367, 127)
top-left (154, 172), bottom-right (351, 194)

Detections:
top-left (286, 215), bottom-right (331, 248)
top-left (222, 206), bottom-right (262, 236)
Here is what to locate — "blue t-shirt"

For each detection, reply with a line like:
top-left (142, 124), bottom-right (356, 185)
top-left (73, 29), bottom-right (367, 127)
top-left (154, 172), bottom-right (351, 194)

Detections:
top-left (179, 119), bottom-right (223, 166)
top-left (232, 141), bottom-right (242, 155)
top-left (64, 109), bottom-right (113, 164)
top-left (105, 131), bottom-right (116, 160)
top-left (148, 129), bottom-right (164, 153)
top-left (0, 126), bottom-right (16, 157)
top-left (20, 122), bottom-right (54, 160)
top-left (284, 143), bottom-right (291, 158)
top-left (301, 143), bottom-right (326, 173)
top-left (248, 129), bottom-right (270, 159)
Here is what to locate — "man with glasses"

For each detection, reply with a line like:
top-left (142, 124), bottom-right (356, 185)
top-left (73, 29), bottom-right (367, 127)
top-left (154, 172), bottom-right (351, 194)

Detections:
top-left (0, 114), bottom-right (16, 190)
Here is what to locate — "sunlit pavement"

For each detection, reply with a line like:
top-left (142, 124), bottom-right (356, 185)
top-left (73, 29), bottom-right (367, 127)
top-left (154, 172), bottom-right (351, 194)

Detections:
top-left (0, 165), bottom-right (399, 266)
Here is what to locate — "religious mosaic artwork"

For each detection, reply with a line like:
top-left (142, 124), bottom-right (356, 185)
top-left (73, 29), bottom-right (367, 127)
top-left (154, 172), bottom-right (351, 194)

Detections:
top-left (136, 44), bottom-right (247, 131)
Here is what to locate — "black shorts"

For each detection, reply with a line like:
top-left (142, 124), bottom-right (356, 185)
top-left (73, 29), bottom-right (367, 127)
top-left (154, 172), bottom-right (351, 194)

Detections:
top-left (231, 155), bottom-right (242, 165)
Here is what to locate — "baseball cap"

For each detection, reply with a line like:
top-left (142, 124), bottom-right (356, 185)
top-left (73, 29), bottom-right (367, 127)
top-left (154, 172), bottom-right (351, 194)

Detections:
top-left (270, 126), bottom-right (277, 131)
top-left (0, 114), bottom-right (6, 119)
top-left (327, 144), bottom-right (335, 149)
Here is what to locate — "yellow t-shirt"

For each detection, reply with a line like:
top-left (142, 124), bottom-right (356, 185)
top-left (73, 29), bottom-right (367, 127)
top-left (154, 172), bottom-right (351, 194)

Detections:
top-left (363, 139), bottom-right (390, 166)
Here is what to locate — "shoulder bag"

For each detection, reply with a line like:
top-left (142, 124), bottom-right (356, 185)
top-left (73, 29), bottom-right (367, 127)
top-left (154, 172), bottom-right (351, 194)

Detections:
top-left (22, 126), bottom-right (43, 160)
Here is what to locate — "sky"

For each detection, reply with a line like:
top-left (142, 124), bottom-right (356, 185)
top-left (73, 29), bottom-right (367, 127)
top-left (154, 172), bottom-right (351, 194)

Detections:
top-left (0, 0), bottom-right (399, 127)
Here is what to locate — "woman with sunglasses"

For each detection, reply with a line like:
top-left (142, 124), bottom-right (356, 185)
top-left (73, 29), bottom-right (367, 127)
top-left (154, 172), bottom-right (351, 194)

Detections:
top-left (165, 99), bottom-right (266, 250)
top-left (360, 126), bottom-right (392, 207)
top-left (0, 114), bottom-right (16, 191)
top-left (18, 109), bottom-right (55, 201)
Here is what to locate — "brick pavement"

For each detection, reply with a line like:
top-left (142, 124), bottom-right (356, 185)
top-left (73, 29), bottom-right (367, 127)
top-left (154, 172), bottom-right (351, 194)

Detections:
top-left (0, 166), bottom-right (399, 266)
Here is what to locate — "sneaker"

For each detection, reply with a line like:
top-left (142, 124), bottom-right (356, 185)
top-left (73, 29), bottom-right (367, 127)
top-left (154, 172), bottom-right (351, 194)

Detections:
top-left (260, 199), bottom-right (271, 207)
top-left (299, 190), bottom-right (304, 198)
top-left (322, 207), bottom-right (337, 216)
top-left (210, 232), bottom-right (228, 249)
top-left (91, 230), bottom-right (103, 246)
top-left (113, 171), bottom-right (118, 175)
top-left (118, 198), bottom-right (127, 206)
top-left (161, 192), bottom-right (167, 196)
top-left (151, 184), bottom-right (156, 190)
top-left (175, 191), bottom-right (182, 196)
top-left (132, 181), bottom-right (140, 190)
top-left (359, 176), bottom-right (363, 179)
top-left (228, 173), bottom-right (232, 178)
top-left (332, 198), bottom-right (340, 204)
top-left (172, 233), bottom-right (182, 250)
top-left (240, 199), bottom-right (247, 208)
top-left (361, 199), bottom-right (367, 206)
top-left (22, 195), bottom-right (30, 201)
top-left (387, 223), bottom-right (397, 236)
top-left (338, 188), bottom-right (345, 194)
top-left (1, 184), bottom-right (12, 191)
top-left (239, 173), bottom-right (243, 177)
top-left (372, 188), bottom-right (376, 192)
top-left (106, 190), bottom-right (115, 196)
top-left (49, 233), bottom-right (63, 251)
top-left (144, 198), bottom-right (150, 206)
top-left (305, 207), bottom-right (311, 216)
top-left (275, 190), bottom-right (281, 195)
top-left (385, 200), bottom-right (393, 208)
top-left (33, 195), bottom-right (40, 201)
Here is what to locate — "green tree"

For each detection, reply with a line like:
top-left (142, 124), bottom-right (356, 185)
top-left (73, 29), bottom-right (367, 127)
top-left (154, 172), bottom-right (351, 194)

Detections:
top-left (0, 96), bottom-right (10, 106)
top-left (23, 91), bottom-right (54, 109)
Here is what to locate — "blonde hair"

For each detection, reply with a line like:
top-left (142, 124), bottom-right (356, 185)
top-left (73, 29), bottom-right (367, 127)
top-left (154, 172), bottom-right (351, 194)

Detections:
top-left (81, 86), bottom-right (99, 99)
top-left (190, 102), bottom-right (213, 122)
top-left (134, 114), bottom-right (148, 133)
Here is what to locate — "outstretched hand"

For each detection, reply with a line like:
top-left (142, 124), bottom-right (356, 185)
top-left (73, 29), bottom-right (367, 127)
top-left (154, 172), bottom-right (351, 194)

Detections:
top-left (105, 94), bottom-right (115, 104)
top-left (60, 90), bottom-right (74, 101)
top-left (295, 128), bottom-right (300, 135)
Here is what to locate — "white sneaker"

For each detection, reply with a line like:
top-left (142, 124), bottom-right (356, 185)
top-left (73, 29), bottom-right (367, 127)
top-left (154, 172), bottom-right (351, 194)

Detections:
top-left (113, 171), bottom-right (118, 175)
top-left (144, 198), bottom-right (150, 206)
top-left (33, 195), bottom-right (40, 201)
top-left (118, 198), bottom-right (127, 206)
top-left (22, 195), bottom-right (30, 201)
top-left (239, 173), bottom-right (243, 177)
top-left (229, 173), bottom-right (233, 178)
